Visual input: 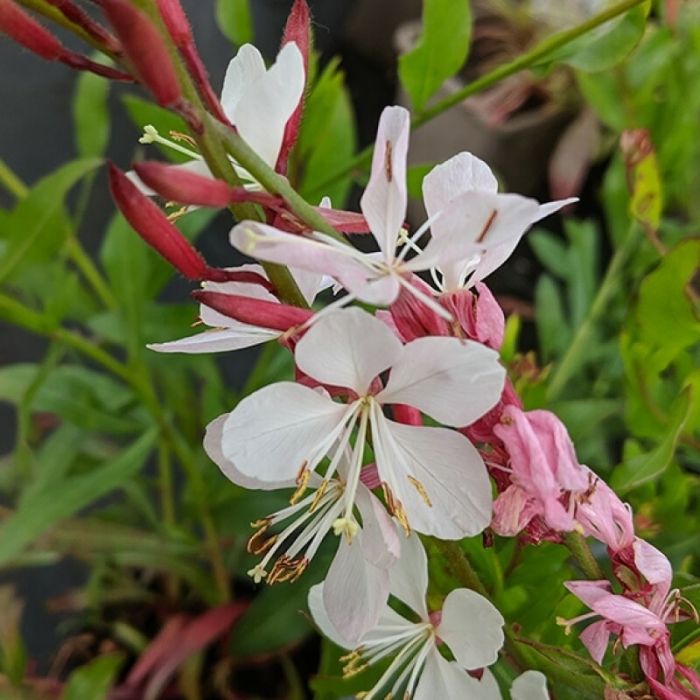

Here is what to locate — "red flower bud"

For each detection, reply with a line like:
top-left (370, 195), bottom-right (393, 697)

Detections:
top-left (0, 0), bottom-right (131, 79)
top-left (276, 0), bottom-right (311, 172)
top-left (156, 0), bottom-right (229, 123)
top-left (101, 0), bottom-right (182, 107)
top-left (44, 0), bottom-right (121, 53)
top-left (193, 290), bottom-right (312, 331)
top-left (132, 161), bottom-right (283, 210)
top-left (108, 162), bottom-right (210, 280)
top-left (0, 0), bottom-right (64, 60)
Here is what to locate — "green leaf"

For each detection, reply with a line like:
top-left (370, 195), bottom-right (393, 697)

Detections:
top-left (62, 653), bottom-right (124, 700)
top-left (612, 386), bottom-right (693, 493)
top-left (565, 220), bottom-right (599, 329)
top-left (0, 159), bottom-right (101, 284)
top-left (398, 0), bottom-right (472, 111)
top-left (215, 0), bottom-right (253, 46)
top-left (0, 429), bottom-right (157, 565)
top-left (407, 163), bottom-right (434, 200)
top-left (73, 69), bottom-right (111, 158)
top-left (535, 274), bottom-right (569, 362)
top-left (636, 239), bottom-right (700, 366)
top-left (547, 2), bottom-right (651, 73)
top-left (529, 230), bottom-right (569, 279)
top-left (293, 58), bottom-right (357, 207)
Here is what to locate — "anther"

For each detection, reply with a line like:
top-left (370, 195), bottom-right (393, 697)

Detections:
top-left (407, 475), bottom-right (432, 507)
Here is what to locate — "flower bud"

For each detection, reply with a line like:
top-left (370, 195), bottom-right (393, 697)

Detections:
top-left (0, 0), bottom-right (63, 60)
top-left (193, 290), bottom-right (312, 331)
top-left (132, 161), bottom-right (283, 209)
top-left (101, 0), bottom-right (182, 107)
top-left (44, 0), bottom-right (121, 53)
top-left (108, 162), bottom-right (210, 280)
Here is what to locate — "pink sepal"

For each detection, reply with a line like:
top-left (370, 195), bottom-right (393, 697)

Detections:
top-left (441, 283), bottom-right (505, 350)
top-left (388, 275), bottom-right (450, 342)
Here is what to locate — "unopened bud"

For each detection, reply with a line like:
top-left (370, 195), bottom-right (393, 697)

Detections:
top-left (193, 290), bottom-right (313, 331)
top-left (101, 0), bottom-right (182, 107)
top-left (0, 0), bottom-right (64, 60)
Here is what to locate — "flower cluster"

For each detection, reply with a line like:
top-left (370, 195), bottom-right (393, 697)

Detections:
top-left (21, 0), bottom-right (686, 693)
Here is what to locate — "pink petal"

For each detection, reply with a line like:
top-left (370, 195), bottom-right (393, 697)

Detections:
top-left (579, 620), bottom-right (611, 665)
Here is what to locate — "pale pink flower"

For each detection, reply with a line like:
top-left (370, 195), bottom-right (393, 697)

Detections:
top-left (206, 308), bottom-right (505, 540)
top-left (308, 534), bottom-right (508, 699)
top-left (491, 406), bottom-right (589, 536)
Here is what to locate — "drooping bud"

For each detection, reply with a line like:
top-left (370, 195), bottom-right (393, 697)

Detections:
top-left (156, 0), bottom-right (229, 123)
top-left (0, 0), bottom-right (131, 79)
top-left (101, 0), bottom-right (182, 107)
top-left (109, 162), bottom-right (249, 284)
top-left (133, 161), bottom-right (282, 209)
top-left (193, 290), bottom-right (312, 331)
top-left (275, 0), bottom-right (311, 172)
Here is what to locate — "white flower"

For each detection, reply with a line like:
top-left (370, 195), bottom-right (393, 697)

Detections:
top-left (206, 307), bottom-right (505, 541)
top-left (131, 42), bottom-right (305, 191)
top-left (422, 152), bottom-right (577, 293)
top-left (229, 105), bottom-right (572, 316)
top-left (309, 534), bottom-right (507, 699)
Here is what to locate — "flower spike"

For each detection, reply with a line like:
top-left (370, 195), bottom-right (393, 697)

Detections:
top-left (101, 0), bottom-right (182, 108)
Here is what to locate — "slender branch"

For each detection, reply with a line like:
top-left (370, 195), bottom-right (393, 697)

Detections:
top-left (0, 159), bottom-right (29, 199)
top-left (564, 531), bottom-right (605, 580)
top-left (431, 539), bottom-right (489, 597)
top-left (546, 224), bottom-right (641, 401)
top-left (313, 0), bottom-right (649, 193)
top-left (64, 236), bottom-right (118, 310)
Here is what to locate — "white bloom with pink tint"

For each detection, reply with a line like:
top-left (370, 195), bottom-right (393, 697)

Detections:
top-left (206, 308), bottom-right (505, 541)
top-left (422, 152), bottom-right (576, 293)
top-left (309, 534), bottom-right (506, 699)
top-left (230, 106), bottom-right (566, 317)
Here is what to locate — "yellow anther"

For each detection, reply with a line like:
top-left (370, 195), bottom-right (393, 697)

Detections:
top-left (290, 466), bottom-right (310, 505)
top-left (407, 475), bottom-right (432, 507)
top-left (169, 130), bottom-right (197, 148)
top-left (310, 480), bottom-right (329, 512)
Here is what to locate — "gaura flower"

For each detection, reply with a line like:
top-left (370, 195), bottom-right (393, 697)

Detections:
top-left (206, 307), bottom-right (506, 540)
top-left (206, 416), bottom-right (400, 642)
top-left (308, 534), bottom-right (510, 699)
top-left (132, 39), bottom-right (305, 191)
top-left (230, 106), bottom-right (564, 317)
top-left (148, 265), bottom-right (320, 354)
top-left (422, 152), bottom-right (577, 294)
top-left (491, 406), bottom-right (589, 536)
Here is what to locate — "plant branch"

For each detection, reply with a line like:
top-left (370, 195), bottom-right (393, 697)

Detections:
top-left (313, 0), bottom-right (649, 192)
top-left (564, 531), bottom-right (605, 580)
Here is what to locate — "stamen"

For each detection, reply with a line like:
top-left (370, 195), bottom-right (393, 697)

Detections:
top-left (247, 563), bottom-right (268, 584)
top-left (381, 482), bottom-right (411, 536)
top-left (407, 476), bottom-right (432, 507)
top-left (290, 464), bottom-right (310, 505)
top-left (475, 209), bottom-right (498, 244)
top-left (138, 124), bottom-right (201, 160)
top-left (169, 130), bottom-right (197, 148)
top-left (310, 479), bottom-right (330, 512)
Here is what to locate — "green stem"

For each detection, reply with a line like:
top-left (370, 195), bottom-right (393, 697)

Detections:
top-left (546, 224), bottom-right (641, 401)
top-left (313, 0), bottom-right (649, 193)
top-left (431, 539), bottom-right (489, 597)
top-left (564, 531), bottom-right (605, 580)
top-left (64, 236), bottom-right (118, 310)
top-left (0, 159), bottom-right (28, 199)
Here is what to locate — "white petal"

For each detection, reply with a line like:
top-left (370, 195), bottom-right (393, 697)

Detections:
top-left (356, 484), bottom-right (401, 569)
top-left (389, 531), bottom-right (429, 618)
top-left (415, 649), bottom-right (491, 700)
top-left (437, 588), bottom-right (505, 670)
top-left (148, 327), bottom-right (280, 354)
top-left (377, 336), bottom-right (505, 427)
top-left (323, 537), bottom-right (390, 645)
top-left (203, 414), bottom-right (292, 490)
top-left (308, 583), bottom-right (354, 649)
top-left (423, 152), bottom-right (498, 220)
top-left (296, 308), bottom-right (403, 395)
top-left (230, 221), bottom-right (372, 293)
top-left (220, 382), bottom-right (350, 483)
top-left (478, 669), bottom-right (505, 699)
top-left (221, 44), bottom-right (266, 118)
top-left (227, 43), bottom-right (305, 167)
top-left (410, 191), bottom-right (541, 272)
top-left (372, 413), bottom-right (492, 539)
top-left (511, 671), bottom-right (550, 700)
top-left (533, 198), bottom-right (578, 223)
top-left (360, 106), bottom-right (410, 258)
top-left (290, 267), bottom-right (324, 306)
